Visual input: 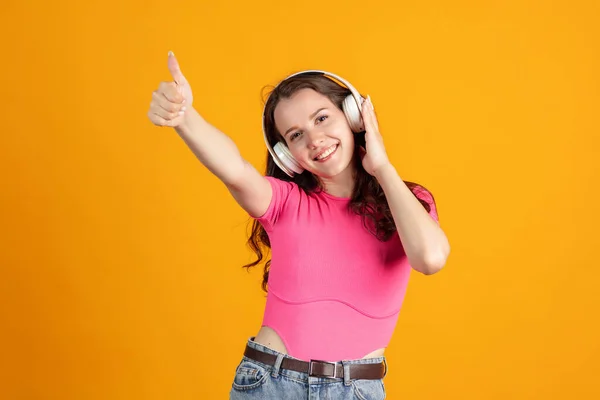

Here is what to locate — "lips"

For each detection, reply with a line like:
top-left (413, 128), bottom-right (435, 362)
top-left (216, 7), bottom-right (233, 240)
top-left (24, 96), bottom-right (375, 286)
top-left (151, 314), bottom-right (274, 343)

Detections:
top-left (314, 144), bottom-right (338, 161)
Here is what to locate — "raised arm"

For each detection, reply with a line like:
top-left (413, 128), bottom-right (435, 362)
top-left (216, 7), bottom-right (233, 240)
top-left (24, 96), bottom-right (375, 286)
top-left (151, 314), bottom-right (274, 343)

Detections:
top-left (147, 52), bottom-right (272, 217)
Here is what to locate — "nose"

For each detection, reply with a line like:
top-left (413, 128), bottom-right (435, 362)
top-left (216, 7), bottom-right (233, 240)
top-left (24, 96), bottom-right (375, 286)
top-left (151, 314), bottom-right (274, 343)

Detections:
top-left (306, 129), bottom-right (325, 149)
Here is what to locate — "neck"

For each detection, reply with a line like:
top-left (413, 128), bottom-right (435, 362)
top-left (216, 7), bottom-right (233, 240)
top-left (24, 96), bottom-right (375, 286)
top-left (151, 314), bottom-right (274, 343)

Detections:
top-left (318, 163), bottom-right (356, 198)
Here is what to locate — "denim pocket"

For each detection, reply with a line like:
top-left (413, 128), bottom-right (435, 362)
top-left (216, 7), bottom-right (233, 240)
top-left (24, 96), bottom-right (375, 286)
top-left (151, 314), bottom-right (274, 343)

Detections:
top-left (352, 379), bottom-right (386, 400)
top-left (231, 359), bottom-right (270, 391)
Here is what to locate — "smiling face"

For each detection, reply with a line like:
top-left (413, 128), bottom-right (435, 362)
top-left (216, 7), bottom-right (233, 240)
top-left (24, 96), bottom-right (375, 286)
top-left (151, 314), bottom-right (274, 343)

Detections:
top-left (274, 88), bottom-right (356, 179)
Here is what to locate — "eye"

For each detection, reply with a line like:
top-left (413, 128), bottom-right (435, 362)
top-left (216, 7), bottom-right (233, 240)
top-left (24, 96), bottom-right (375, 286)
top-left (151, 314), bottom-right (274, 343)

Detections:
top-left (316, 115), bottom-right (328, 124)
top-left (290, 131), bottom-right (302, 141)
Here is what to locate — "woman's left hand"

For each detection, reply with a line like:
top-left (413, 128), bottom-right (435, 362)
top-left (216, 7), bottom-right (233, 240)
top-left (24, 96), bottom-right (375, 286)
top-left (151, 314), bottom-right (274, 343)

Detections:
top-left (360, 95), bottom-right (391, 176)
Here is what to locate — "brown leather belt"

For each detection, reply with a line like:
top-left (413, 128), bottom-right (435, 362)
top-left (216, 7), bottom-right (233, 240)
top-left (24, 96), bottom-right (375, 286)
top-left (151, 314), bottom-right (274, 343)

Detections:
top-left (244, 345), bottom-right (386, 380)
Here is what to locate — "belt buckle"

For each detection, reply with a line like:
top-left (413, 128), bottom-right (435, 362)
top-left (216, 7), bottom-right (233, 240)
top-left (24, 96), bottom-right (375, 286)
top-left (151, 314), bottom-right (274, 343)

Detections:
top-left (308, 359), bottom-right (338, 378)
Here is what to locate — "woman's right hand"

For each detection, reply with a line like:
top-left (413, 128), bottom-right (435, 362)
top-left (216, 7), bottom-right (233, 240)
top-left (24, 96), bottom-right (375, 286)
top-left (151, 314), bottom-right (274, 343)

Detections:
top-left (147, 51), bottom-right (194, 128)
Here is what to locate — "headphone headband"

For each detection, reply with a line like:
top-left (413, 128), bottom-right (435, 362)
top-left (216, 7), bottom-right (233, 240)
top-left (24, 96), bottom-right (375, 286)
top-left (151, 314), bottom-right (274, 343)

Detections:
top-left (261, 70), bottom-right (364, 177)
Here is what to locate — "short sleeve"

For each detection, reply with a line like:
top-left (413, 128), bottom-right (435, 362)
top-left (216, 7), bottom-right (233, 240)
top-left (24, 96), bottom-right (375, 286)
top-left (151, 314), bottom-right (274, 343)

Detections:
top-left (252, 176), bottom-right (296, 232)
top-left (413, 186), bottom-right (439, 223)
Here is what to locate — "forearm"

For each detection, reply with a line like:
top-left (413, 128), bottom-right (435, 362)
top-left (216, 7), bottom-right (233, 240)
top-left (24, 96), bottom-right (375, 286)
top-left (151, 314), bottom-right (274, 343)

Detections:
top-left (375, 164), bottom-right (450, 274)
top-left (175, 107), bottom-right (246, 185)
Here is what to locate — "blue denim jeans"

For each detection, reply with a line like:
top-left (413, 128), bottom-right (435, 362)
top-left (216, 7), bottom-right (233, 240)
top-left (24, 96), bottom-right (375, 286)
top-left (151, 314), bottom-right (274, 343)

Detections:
top-left (230, 339), bottom-right (387, 399)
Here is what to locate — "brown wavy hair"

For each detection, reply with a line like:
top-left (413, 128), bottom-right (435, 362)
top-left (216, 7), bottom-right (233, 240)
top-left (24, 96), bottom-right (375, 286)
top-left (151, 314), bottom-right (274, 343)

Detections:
top-left (244, 72), bottom-right (434, 292)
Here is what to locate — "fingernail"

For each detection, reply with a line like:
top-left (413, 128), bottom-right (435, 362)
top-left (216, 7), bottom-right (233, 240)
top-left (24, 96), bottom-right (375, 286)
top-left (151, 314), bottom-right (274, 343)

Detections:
top-left (168, 50), bottom-right (174, 57)
top-left (178, 110), bottom-right (185, 115)
top-left (181, 106), bottom-right (187, 111)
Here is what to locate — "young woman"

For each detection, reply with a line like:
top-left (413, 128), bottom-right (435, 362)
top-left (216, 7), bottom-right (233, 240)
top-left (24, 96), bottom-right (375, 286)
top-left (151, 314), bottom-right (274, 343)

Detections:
top-left (148, 52), bottom-right (450, 399)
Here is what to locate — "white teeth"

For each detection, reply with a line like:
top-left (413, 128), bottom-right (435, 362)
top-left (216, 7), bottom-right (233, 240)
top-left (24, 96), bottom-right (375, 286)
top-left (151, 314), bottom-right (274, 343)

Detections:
top-left (316, 145), bottom-right (336, 160)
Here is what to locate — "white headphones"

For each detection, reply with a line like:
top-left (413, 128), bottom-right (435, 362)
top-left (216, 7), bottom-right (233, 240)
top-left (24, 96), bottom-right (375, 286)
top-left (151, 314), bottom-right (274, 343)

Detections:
top-left (262, 70), bottom-right (365, 177)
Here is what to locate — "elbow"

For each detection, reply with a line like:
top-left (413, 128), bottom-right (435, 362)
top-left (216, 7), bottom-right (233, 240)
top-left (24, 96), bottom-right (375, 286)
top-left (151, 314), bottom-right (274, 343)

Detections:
top-left (414, 245), bottom-right (450, 276)
top-left (418, 261), bottom-right (444, 275)
top-left (221, 159), bottom-right (251, 188)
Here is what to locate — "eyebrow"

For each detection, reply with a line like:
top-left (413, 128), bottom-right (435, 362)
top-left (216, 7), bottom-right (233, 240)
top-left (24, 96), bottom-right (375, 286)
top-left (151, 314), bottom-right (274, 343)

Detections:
top-left (283, 107), bottom-right (328, 137)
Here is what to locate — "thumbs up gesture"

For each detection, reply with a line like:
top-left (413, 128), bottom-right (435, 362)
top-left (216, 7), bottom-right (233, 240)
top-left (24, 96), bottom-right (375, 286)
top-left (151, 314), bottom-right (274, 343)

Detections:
top-left (148, 51), bottom-right (193, 127)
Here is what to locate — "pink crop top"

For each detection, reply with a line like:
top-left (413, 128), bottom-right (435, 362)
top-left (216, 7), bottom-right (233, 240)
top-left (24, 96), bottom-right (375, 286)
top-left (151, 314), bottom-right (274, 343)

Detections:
top-left (253, 176), bottom-right (438, 362)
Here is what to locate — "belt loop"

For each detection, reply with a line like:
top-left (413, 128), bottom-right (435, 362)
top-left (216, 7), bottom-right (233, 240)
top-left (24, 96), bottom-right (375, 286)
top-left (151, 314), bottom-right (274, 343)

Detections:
top-left (342, 361), bottom-right (352, 386)
top-left (271, 354), bottom-right (285, 378)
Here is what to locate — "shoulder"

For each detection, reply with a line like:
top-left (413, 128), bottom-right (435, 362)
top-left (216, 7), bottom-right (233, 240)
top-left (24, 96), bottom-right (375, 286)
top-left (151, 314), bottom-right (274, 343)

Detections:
top-left (411, 184), bottom-right (435, 203)
top-left (263, 176), bottom-right (302, 199)
top-left (405, 181), bottom-right (439, 221)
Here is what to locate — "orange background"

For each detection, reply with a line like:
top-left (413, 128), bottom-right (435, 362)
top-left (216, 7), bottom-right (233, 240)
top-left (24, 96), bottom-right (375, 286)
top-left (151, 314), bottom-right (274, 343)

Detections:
top-left (1, 0), bottom-right (599, 398)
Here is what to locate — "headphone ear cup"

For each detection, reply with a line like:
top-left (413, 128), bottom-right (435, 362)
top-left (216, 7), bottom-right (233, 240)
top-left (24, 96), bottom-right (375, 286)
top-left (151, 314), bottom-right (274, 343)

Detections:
top-left (342, 94), bottom-right (364, 132)
top-left (273, 141), bottom-right (304, 176)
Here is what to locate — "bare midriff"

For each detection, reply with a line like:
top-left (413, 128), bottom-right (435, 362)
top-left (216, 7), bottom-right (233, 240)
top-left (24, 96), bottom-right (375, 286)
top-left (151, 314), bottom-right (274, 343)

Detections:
top-left (253, 326), bottom-right (385, 360)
